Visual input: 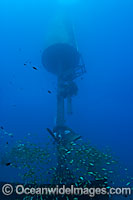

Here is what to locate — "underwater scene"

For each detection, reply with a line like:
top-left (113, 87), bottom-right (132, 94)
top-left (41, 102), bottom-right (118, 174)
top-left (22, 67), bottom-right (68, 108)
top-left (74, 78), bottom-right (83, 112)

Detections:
top-left (0, 0), bottom-right (133, 199)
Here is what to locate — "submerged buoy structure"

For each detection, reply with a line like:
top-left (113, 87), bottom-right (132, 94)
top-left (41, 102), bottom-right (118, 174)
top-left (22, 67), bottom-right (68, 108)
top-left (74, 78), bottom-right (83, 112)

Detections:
top-left (42, 15), bottom-right (85, 125)
top-left (42, 13), bottom-right (86, 183)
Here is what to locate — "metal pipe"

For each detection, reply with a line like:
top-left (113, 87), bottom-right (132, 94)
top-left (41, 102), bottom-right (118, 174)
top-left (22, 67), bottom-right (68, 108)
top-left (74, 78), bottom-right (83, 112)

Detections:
top-left (67, 96), bottom-right (72, 115)
top-left (56, 77), bottom-right (65, 127)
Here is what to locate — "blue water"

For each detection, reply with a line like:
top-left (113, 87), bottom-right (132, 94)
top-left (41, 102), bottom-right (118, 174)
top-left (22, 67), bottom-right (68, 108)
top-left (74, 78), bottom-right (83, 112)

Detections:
top-left (0, 0), bottom-right (133, 187)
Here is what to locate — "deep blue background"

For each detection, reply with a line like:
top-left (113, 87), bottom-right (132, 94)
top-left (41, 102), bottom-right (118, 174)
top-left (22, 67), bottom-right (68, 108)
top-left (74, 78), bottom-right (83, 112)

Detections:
top-left (0, 0), bottom-right (133, 182)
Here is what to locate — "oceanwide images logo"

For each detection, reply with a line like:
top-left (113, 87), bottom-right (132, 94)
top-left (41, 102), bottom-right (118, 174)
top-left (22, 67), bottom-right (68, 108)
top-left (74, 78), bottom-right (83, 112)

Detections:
top-left (1, 184), bottom-right (132, 197)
